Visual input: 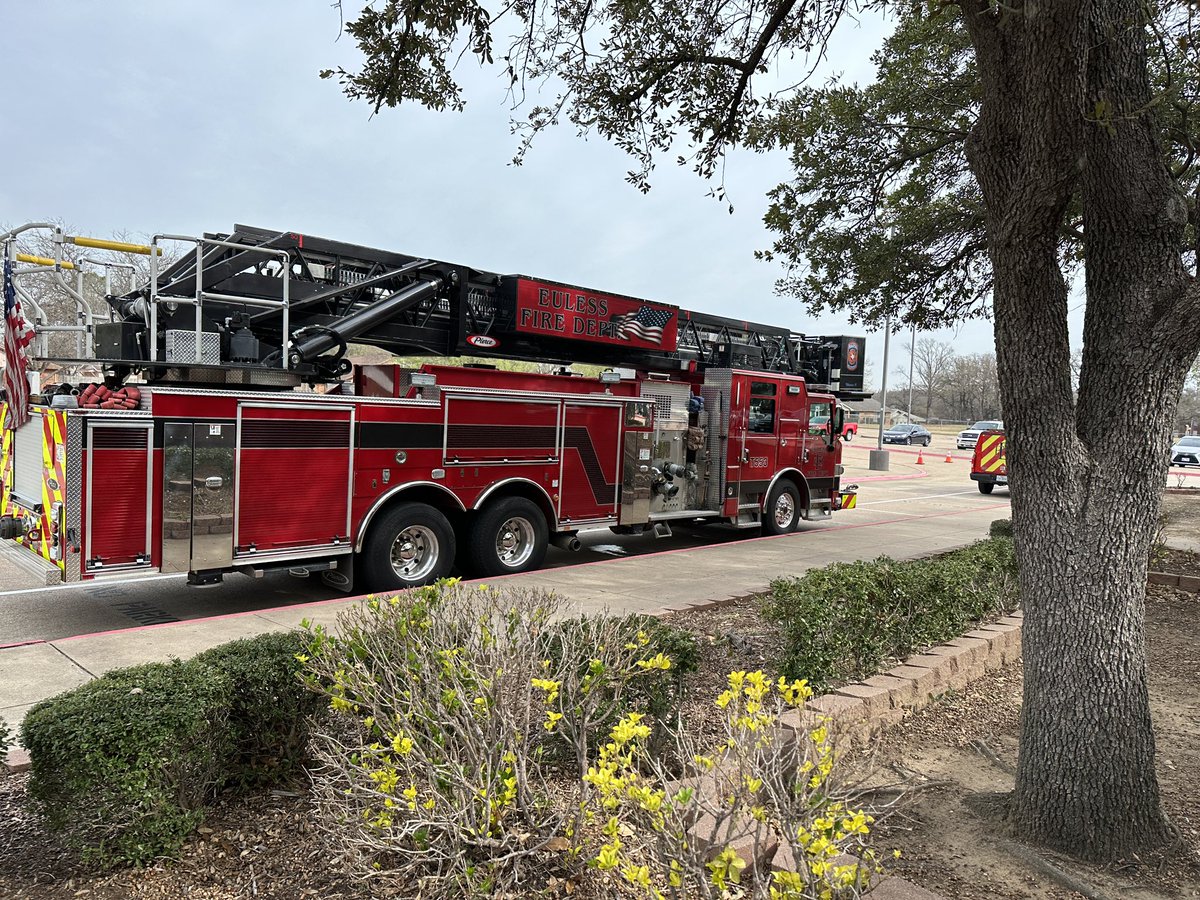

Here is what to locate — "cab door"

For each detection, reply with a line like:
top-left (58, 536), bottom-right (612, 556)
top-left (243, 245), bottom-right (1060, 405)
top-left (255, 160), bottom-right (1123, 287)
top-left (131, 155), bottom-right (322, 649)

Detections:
top-left (802, 395), bottom-right (838, 504)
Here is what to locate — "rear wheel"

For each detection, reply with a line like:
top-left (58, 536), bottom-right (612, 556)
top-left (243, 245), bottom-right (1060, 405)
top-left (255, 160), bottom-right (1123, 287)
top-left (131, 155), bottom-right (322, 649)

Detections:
top-left (466, 497), bottom-right (549, 576)
top-left (979, 482), bottom-right (995, 495)
top-left (762, 480), bottom-right (801, 535)
top-left (361, 502), bottom-right (456, 592)
top-left (843, 430), bottom-right (853, 443)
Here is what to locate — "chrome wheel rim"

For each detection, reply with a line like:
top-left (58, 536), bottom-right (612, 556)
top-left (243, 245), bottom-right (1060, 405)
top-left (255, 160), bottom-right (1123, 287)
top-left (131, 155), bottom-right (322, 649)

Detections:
top-left (773, 493), bottom-right (796, 530)
top-left (389, 525), bottom-right (439, 581)
top-left (495, 516), bottom-right (535, 568)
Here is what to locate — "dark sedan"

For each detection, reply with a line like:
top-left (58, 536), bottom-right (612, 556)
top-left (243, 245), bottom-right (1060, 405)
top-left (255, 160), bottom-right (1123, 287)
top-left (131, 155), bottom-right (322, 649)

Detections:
top-left (883, 424), bottom-right (932, 446)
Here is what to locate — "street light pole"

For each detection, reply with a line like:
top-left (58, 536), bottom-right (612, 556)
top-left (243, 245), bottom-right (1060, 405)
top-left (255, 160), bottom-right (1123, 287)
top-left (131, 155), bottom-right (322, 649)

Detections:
top-left (907, 322), bottom-right (916, 423)
top-left (870, 319), bottom-right (891, 471)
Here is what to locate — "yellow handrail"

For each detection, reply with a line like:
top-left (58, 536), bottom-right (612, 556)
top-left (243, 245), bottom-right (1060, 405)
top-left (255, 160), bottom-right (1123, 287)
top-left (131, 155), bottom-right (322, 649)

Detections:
top-left (68, 235), bottom-right (161, 256)
top-left (15, 253), bottom-right (76, 270)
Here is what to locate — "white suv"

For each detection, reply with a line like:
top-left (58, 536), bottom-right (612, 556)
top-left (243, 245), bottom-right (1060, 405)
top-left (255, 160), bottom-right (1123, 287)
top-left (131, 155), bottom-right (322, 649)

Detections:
top-left (1171, 435), bottom-right (1200, 467)
top-left (957, 420), bottom-right (1003, 450)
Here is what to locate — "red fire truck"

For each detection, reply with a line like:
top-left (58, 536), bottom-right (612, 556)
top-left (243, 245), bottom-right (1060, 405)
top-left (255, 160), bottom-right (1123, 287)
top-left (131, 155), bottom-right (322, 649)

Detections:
top-left (1, 224), bottom-right (868, 591)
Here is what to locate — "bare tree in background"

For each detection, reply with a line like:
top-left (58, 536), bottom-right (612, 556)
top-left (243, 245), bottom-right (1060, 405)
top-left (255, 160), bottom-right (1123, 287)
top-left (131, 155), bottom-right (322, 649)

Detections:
top-left (912, 338), bottom-right (954, 422)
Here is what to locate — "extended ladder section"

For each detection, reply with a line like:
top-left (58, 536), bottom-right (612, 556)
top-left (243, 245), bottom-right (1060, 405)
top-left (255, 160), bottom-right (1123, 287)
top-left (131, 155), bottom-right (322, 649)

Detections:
top-left (9, 223), bottom-right (869, 399)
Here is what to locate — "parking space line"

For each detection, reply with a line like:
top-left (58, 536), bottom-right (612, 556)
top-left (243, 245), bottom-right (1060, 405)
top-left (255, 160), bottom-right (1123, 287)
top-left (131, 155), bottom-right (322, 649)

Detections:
top-left (0, 572), bottom-right (185, 600)
top-left (858, 490), bottom-right (996, 506)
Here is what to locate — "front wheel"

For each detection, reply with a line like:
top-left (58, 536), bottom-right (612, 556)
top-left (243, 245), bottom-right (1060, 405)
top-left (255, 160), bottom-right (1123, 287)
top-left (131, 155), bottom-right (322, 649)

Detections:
top-left (466, 497), bottom-right (549, 576)
top-left (905, 437), bottom-right (912, 445)
top-left (843, 430), bottom-right (853, 443)
top-left (923, 437), bottom-right (931, 447)
top-left (762, 480), bottom-right (802, 535)
top-left (978, 482), bottom-right (995, 495)
top-left (361, 502), bottom-right (456, 592)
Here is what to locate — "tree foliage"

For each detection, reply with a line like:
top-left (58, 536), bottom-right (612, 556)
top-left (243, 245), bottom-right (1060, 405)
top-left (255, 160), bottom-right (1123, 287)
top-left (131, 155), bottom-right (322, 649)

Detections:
top-left (324, 0), bottom-right (857, 191)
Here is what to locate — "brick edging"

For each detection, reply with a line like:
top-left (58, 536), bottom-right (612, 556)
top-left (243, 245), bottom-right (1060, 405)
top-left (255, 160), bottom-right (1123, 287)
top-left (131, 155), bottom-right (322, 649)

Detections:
top-left (801, 611), bottom-right (1023, 741)
top-left (1148, 571), bottom-right (1200, 592)
top-left (4, 746), bottom-right (30, 774)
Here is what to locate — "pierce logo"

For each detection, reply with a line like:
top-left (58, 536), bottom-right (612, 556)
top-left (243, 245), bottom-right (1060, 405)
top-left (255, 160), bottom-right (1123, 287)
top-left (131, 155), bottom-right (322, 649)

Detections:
top-left (466, 334), bottom-right (500, 349)
top-left (846, 340), bottom-right (860, 371)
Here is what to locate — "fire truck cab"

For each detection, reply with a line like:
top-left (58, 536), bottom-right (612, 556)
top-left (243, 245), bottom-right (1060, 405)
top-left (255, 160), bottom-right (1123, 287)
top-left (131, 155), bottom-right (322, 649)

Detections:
top-left (0, 223), bottom-right (867, 592)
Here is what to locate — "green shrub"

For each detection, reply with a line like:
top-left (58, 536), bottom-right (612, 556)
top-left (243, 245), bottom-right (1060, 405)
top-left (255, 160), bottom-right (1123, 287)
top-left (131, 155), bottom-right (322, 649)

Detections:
top-left (193, 630), bottom-right (322, 787)
top-left (765, 538), bottom-right (1018, 690)
top-left (20, 660), bottom-right (233, 867)
top-left (989, 518), bottom-right (1013, 539)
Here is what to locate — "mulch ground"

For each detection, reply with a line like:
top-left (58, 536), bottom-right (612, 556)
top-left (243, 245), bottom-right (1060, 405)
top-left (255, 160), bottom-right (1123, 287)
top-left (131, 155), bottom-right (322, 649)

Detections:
top-left (1, 572), bottom-right (1197, 898)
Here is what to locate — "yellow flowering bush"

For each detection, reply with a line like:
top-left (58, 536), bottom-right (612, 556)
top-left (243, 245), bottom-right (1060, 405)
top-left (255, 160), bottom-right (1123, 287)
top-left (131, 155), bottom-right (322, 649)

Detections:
top-left (302, 580), bottom-right (696, 897)
top-left (581, 671), bottom-right (882, 899)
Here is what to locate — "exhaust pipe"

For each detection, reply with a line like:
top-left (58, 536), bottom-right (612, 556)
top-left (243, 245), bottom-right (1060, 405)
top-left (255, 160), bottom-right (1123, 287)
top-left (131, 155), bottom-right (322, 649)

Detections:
top-left (551, 533), bottom-right (582, 552)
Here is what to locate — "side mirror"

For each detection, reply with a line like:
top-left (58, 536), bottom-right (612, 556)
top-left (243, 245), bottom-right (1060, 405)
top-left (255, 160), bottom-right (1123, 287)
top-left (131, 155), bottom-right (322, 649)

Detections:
top-left (830, 408), bottom-right (844, 449)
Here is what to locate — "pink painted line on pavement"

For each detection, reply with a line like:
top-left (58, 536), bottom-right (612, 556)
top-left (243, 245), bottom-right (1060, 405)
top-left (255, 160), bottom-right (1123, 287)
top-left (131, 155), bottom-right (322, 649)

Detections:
top-left (41, 499), bottom-right (1013, 647)
top-left (0, 639), bottom-right (48, 651)
top-left (52, 593), bottom-right (366, 644)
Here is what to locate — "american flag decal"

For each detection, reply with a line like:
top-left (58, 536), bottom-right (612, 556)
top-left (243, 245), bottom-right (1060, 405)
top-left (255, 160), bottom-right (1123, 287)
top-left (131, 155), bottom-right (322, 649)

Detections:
top-left (4, 259), bottom-right (35, 431)
top-left (611, 305), bottom-right (673, 345)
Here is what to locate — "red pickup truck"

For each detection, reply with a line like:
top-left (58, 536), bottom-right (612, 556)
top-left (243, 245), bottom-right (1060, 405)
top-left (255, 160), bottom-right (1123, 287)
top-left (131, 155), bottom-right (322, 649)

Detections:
top-left (813, 410), bottom-right (860, 441)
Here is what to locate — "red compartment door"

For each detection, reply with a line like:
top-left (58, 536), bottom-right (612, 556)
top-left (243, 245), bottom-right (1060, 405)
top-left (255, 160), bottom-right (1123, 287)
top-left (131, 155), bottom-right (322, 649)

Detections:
top-left (235, 404), bottom-right (354, 557)
top-left (86, 422), bottom-right (153, 571)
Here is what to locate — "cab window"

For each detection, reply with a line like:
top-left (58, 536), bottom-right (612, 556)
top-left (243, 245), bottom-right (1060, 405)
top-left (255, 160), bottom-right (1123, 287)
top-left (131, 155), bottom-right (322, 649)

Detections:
top-left (809, 401), bottom-right (833, 436)
top-left (748, 381), bottom-right (776, 434)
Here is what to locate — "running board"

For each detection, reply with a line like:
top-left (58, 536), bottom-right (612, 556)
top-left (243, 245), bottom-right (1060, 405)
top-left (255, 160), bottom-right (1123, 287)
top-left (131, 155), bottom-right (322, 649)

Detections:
top-left (653, 521), bottom-right (673, 539)
top-left (0, 543), bottom-right (61, 586)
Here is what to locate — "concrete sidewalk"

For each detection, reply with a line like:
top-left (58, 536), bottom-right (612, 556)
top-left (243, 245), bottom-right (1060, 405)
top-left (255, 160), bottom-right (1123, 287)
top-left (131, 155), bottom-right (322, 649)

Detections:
top-left (0, 490), bottom-right (1007, 737)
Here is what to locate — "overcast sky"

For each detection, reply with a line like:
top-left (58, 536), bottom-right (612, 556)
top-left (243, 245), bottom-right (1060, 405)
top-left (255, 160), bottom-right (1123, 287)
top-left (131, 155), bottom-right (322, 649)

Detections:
top-left (0, 3), bottom-right (1081, 386)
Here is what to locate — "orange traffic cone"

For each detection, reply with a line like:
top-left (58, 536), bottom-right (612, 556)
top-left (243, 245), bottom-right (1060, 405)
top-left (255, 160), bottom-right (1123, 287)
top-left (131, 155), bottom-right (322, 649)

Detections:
top-left (915, 449), bottom-right (925, 465)
top-left (944, 451), bottom-right (954, 463)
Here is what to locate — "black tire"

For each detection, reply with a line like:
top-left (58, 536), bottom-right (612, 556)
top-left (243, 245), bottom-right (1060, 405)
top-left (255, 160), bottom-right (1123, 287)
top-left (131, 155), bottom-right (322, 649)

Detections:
top-left (361, 502), bottom-right (456, 592)
top-left (843, 430), bottom-right (853, 443)
top-left (905, 437), bottom-right (912, 445)
top-left (923, 437), bottom-right (931, 447)
top-left (979, 482), bottom-right (995, 495)
top-left (762, 480), bottom-right (802, 536)
top-left (466, 497), bottom-right (549, 576)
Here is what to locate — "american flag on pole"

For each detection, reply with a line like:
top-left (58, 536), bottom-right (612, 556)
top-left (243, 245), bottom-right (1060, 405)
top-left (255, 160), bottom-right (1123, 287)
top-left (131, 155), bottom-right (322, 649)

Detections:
top-left (4, 259), bottom-right (35, 431)
top-left (611, 305), bottom-right (674, 345)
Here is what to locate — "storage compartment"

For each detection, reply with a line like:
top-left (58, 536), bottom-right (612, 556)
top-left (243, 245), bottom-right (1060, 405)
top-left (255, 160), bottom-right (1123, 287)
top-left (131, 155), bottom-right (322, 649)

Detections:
top-left (86, 423), bottom-right (153, 570)
top-left (235, 404), bottom-right (354, 558)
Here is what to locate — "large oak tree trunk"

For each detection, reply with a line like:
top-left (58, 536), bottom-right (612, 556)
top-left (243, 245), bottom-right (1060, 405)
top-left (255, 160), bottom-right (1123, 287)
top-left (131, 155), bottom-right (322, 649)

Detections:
top-left (962, 0), bottom-right (1197, 860)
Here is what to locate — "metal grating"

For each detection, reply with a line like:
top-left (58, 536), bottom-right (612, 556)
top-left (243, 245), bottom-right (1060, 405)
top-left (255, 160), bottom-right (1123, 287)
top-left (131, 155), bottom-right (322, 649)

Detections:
top-left (165, 330), bottom-right (221, 364)
top-left (640, 381), bottom-right (692, 424)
